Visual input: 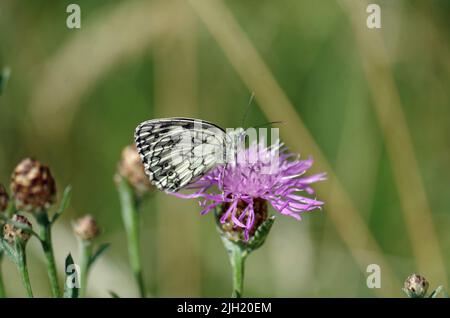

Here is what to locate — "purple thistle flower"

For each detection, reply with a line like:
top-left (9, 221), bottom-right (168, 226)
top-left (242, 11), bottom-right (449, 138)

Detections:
top-left (173, 140), bottom-right (326, 241)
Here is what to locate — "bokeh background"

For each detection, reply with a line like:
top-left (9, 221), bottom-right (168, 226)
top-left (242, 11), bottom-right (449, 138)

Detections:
top-left (1, 0), bottom-right (450, 297)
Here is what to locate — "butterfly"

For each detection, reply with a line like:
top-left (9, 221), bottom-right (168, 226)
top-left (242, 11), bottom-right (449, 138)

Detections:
top-left (135, 118), bottom-right (244, 192)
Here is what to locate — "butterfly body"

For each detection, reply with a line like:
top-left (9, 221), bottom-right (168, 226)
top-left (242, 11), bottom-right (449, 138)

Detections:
top-left (135, 117), bottom-right (242, 192)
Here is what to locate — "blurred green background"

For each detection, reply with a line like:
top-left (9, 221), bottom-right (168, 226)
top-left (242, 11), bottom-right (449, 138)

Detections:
top-left (1, 0), bottom-right (450, 297)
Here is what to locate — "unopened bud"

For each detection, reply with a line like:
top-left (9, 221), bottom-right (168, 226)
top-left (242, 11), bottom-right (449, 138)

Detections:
top-left (73, 214), bottom-right (100, 240)
top-left (404, 274), bottom-right (429, 298)
top-left (115, 145), bottom-right (154, 197)
top-left (3, 214), bottom-right (33, 244)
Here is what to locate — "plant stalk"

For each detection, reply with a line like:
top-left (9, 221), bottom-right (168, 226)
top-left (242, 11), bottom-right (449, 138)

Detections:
top-left (36, 211), bottom-right (61, 297)
top-left (78, 239), bottom-right (92, 298)
top-left (16, 244), bottom-right (33, 297)
top-left (118, 177), bottom-right (146, 297)
top-left (229, 246), bottom-right (246, 298)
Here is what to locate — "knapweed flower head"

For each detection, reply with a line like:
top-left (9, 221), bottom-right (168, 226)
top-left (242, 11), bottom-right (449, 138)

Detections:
top-left (0, 183), bottom-right (9, 212)
top-left (175, 140), bottom-right (326, 241)
top-left (3, 214), bottom-right (33, 244)
top-left (403, 274), bottom-right (429, 298)
top-left (10, 158), bottom-right (56, 213)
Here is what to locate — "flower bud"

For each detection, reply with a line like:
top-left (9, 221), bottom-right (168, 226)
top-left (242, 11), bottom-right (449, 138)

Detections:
top-left (219, 198), bottom-right (268, 243)
top-left (115, 145), bottom-right (154, 197)
top-left (10, 158), bottom-right (56, 213)
top-left (0, 183), bottom-right (9, 212)
top-left (404, 274), bottom-right (429, 298)
top-left (3, 214), bottom-right (33, 244)
top-left (73, 214), bottom-right (100, 241)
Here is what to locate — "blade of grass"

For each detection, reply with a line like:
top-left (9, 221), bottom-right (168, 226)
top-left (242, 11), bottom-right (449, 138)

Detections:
top-left (340, 0), bottom-right (447, 287)
top-left (318, 76), bottom-right (382, 293)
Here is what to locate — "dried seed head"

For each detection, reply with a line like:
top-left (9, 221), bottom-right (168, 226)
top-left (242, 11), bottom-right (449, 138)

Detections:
top-left (0, 183), bottom-right (9, 212)
top-left (3, 214), bottom-right (33, 244)
top-left (10, 158), bottom-right (56, 213)
top-left (115, 144), bottom-right (153, 196)
top-left (73, 214), bottom-right (100, 241)
top-left (219, 198), bottom-right (268, 243)
top-left (404, 274), bottom-right (429, 298)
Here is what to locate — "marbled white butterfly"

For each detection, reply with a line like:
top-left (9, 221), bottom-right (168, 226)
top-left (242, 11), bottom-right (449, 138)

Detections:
top-left (135, 118), bottom-right (243, 192)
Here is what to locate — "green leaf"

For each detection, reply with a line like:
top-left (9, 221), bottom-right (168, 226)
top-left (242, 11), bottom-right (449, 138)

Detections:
top-left (0, 67), bottom-right (10, 95)
top-left (4, 200), bottom-right (16, 219)
top-left (52, 185), bottom-right (72, 224)
top-left (63, 253), bottom-right (79, 298)
top-left (109, 291), bottom-right (120, 298)
top-left (246, 216), bottom-right (275, 252)
top-left (14, 238), bottom-right (26, 261)
top-left (88, 243), bottom-right (110, 267)
top-left (429, 286), bottom-right (448, 298)
top-left (0, 239), bottom-right (17, 264)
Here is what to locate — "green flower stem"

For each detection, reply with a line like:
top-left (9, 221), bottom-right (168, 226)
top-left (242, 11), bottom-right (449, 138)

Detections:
top-left (117, 176), bottom-right (146, 297)
top-left (36, 211), bottom-right (61, 297)
top-left (78, 240), bottom-right (92, 298)
top-left (228, 245), bottom-right (247, 298)
top-left (217, 212), bottom-right (275, 298)
top-left (16, 244), bottom-right (33, 297)
top-left (0, 251), bottom-right (5, 298)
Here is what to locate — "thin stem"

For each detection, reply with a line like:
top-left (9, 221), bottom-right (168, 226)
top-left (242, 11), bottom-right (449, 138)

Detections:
top-left (229, 246), bottom-right (246, 298)
top-left (16, 244), bottom-right (33, 297)
top-left (36, 211), bottom-right (61, 297)
top-left (117, 177), bottom-right (146, 297)
top-left (0, 251), bottom-right (5, 298)
top-left (78, 239), bottom-right (92, 298)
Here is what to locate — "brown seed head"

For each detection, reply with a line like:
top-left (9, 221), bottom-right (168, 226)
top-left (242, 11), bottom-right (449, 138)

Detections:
top-left (219, 198), bottom-right (268, 243)
top-left (3, 214), bottom-right (33, 244)
top-left (73, 214), bottom-right (100, 241)
top-left (10, 158), bottom-right (56, 213)
top-left (115, 145), bottom-right (153, 196)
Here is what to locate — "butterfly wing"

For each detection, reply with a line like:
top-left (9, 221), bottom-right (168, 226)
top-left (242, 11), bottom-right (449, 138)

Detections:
top-left (135, 118), bottom-right (229, 192)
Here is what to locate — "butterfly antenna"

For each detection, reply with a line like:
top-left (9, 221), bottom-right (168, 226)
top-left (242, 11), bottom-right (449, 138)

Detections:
top-left (241, 92), bottom-right (256, 128)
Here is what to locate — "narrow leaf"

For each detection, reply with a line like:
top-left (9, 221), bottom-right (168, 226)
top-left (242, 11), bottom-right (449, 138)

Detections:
top-left (429, 286), bottom-right (448, 298)
top-left (109, 291), bottom-right (120, 298)
top-left (247, 216), bottom-right (275, 252)
top-left (63, 253), bottom-right (79, 298)
top-left (52, 185), bottom-right (72, 224)
top-left (88, 243), bottom-right (110, 267)
top-left (0, 239), bottom-right (17, 264)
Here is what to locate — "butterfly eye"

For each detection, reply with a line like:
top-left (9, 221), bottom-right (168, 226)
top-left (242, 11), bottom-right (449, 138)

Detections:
top-left (163, 162), bottom-right (170, 169)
